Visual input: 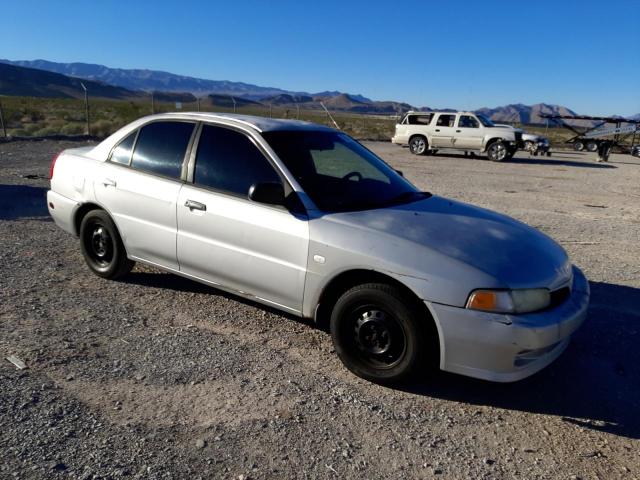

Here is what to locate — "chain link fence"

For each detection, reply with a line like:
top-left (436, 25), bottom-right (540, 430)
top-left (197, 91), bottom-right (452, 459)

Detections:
top-left (0, 95), bottom-right (400, 142)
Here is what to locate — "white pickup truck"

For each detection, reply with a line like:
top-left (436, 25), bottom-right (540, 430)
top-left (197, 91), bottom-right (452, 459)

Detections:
top-left (392, 111), bottom-right (523, 161)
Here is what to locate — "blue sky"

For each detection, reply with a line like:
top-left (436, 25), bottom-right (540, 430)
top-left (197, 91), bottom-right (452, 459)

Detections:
top-left (1, 0), bottom-right (639, 115)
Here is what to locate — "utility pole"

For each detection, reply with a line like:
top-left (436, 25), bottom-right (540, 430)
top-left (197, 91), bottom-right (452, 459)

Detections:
top-left (197, 97), bottom-right (201, 112)
top-left (151, 91), bottom-right (155, 114)
top-left (320, 102), bottom-right (340, 129)
top-left (80, 83), bottom-right (90, 135)
top-left (0, 99), bottom-right (7, 138)
top-left (230, 96), bottom-right (236, 113)
top-left (269, 104), bottom-right (272, 118)
top-left (296, 104), bottom-right (300, 120)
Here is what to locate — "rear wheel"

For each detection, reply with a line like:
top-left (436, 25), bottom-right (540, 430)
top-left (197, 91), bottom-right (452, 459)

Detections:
top-left (409, 136), bottom-right (427, 155)
top-left (80, 210), bottom-right (134, 279)
top-left (586, 141), bottom-right (598, 152)
top-left (330, 283), bottom-right (429, 384)
top-left (486, 140), bottom-right (509, 161)
top-left (573, 141), bottom-right (585, 151)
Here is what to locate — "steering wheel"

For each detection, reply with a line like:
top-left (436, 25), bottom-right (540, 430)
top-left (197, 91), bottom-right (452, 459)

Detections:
top-left (342, 171), bottom-right (363, 181)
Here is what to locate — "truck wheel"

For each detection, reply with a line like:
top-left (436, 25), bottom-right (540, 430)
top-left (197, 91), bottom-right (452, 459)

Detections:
top-left (330, 283), bottom-right (428, 384)
top-left (80, 209), bottom-right (134, 280)
top-left (586, 141), bottom-right (598, 152)
top-left (573, 141), bottom-right (584, 151)
top-left (409, 136), bottom-right (427, 155)
top-left (524, 140), bottom-right (534, 153)
top-left (487, 141), bottom-right (509, 161)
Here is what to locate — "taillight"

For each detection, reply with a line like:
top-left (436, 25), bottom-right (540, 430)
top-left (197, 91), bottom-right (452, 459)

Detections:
top-left (49, 153), bottom-right (61, 180)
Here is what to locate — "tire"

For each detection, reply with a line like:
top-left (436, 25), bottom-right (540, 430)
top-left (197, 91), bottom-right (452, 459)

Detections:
top-left (573, 141), bottom-right (584, 151)
top-left (79, 209), bottom-right (134, 279)
top-left (409, 136), bottom-right (428, 155)
top-left (330, 283), bottom-right (429, 384)
top-left (586, 141), bottom-right (598, 152)
top-left (486, 140), bottom-right (509, 161)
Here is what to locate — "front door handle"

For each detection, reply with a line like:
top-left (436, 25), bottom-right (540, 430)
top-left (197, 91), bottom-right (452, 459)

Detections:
top-left (185, 200), bottom-right (206, 211)
top-left (435, 129), bottom-right (440, 132)
top-left (101, 178), bottom-right (116, 187)
top-left (456, 129), bottom-right (461, 132)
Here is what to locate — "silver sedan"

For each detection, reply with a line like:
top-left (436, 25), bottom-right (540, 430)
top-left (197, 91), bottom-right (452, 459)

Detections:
top-left (47, 113), bottom-right (589, 384)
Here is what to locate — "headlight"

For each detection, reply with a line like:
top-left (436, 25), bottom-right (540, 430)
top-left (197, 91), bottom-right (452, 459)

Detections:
top-left (466, 288), bottom-right (550, 314)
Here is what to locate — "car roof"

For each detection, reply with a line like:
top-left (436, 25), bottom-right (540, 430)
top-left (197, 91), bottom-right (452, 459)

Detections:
top-left (138, 112), bottom-right (335, 133)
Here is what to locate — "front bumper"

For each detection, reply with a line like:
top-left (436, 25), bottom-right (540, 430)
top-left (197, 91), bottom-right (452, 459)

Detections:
top-left (426, 266), bottom-right (589, 382)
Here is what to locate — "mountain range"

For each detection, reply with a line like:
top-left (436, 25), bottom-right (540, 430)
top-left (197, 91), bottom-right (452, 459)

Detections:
top-left (1, 59), bottom-right (637, 123)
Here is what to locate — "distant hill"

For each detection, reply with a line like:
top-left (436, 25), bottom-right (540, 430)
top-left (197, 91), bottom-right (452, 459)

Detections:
top-left (0, 62), bottom-right (139, 99)
top-left (0, 59), bottom-right (371, 102)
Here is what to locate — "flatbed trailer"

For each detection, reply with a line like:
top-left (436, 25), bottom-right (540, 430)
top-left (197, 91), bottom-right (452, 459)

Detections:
top-left (540, 114), bottom-right (639, 154)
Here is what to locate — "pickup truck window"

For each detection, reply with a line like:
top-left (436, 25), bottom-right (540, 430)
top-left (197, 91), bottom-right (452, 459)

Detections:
top-left (130, 121), bottom-right (195, 179)
top-left (436, 114), bottom-right (456, 127)
top-left (408, 115), bottom-right (433, 125)
top-left (458, 115), bottom-right (479, 128)
top-left (194, 124), bottom-right (281, 196)
top-left (110, 131), bottom-right (136, 165)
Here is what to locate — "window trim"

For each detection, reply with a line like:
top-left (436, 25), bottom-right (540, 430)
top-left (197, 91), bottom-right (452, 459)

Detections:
top-left (106, 119), bottom-right (197, 183)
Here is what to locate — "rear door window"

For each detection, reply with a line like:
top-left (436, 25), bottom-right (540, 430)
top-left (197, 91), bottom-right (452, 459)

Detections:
top-left (193, 124), bottom-right (281, 196)
top-left (131, 121), bottom-right (195, 178)
top-left (436, 114), bottom-right (456, 127)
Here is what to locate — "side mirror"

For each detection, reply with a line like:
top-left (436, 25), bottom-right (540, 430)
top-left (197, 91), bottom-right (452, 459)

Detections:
top-left (395, 169), bottom-right (404, 177)
top-left (248, 182), bottom-right (285, 205)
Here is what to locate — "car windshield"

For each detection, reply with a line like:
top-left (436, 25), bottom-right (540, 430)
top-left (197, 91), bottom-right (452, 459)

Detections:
top-left (263, 130), bottom-right (427, 212)
top-left (476, 114), bottom-right (495, 127)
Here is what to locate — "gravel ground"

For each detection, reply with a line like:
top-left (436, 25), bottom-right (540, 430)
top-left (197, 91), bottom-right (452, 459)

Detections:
top-left (0, 139), bottom-right (639, 480)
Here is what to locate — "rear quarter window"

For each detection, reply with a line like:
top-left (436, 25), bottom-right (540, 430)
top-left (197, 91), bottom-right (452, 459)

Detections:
top-left (131, 121), bottom-right (195, 178)
top-left (110, 131), bottom-right (136, 165)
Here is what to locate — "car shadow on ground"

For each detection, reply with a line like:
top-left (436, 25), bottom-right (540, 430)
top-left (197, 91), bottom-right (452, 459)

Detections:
top-left (124, 269), bottom-right (640, 439)
top-left (122, 270), bottom-right (309, 324)
top-left (505, 157), bottom-right (617, 169)
top-left (429, 153), bottom-right (616, 169)
top-left (0, 184), bottom-right (49, 220)
top-left (403, 281), bottom-right (640, 440)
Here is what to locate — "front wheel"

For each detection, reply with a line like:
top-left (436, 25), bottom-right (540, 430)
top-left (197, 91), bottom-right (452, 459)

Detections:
top-left (330, 283), bottom-right (427, 384)
top-left (486, 141), bottom-right (509, 161)
top-left (409, 136), bottom-right (427, 155)
top-left (80, 209), bottom-right (134, 279)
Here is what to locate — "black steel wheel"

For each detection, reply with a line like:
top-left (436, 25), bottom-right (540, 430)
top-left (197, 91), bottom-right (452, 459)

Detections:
top-left (573, 141), bottom-right (585, 151)
top-left (409, 136), bottom-right (428, 155)
top-left (586, 141), bottom-right (598, 152)
top-left (330, 283), bottom-right (429, 384)
top-left (80, 209), bottom-right (134, 279)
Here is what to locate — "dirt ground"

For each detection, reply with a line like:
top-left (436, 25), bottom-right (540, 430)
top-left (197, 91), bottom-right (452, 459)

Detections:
top-left (1, 139), bottom-right (639, 480)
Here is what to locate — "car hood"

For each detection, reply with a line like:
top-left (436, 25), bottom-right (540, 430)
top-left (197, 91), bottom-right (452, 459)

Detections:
top-left (326, 195), bottom-right (571, 290)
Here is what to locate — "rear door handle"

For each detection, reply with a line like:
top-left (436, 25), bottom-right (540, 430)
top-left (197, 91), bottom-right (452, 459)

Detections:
top-left (456, 129), bottom-right (461, 132)
top-left (435, 129), bottom-right (440, 132)
top-left (184, 200), bottom-right (206, 211)
top-left (101, 178), bottom-right (116, 187)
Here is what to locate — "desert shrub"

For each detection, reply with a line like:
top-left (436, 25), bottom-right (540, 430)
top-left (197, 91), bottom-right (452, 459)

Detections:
top-left (34, 127), bottom-right (59, 136)
top-left (61, 123), bottom-right (85, 135)
top-left (91, 119), bottom-right (115, 137)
